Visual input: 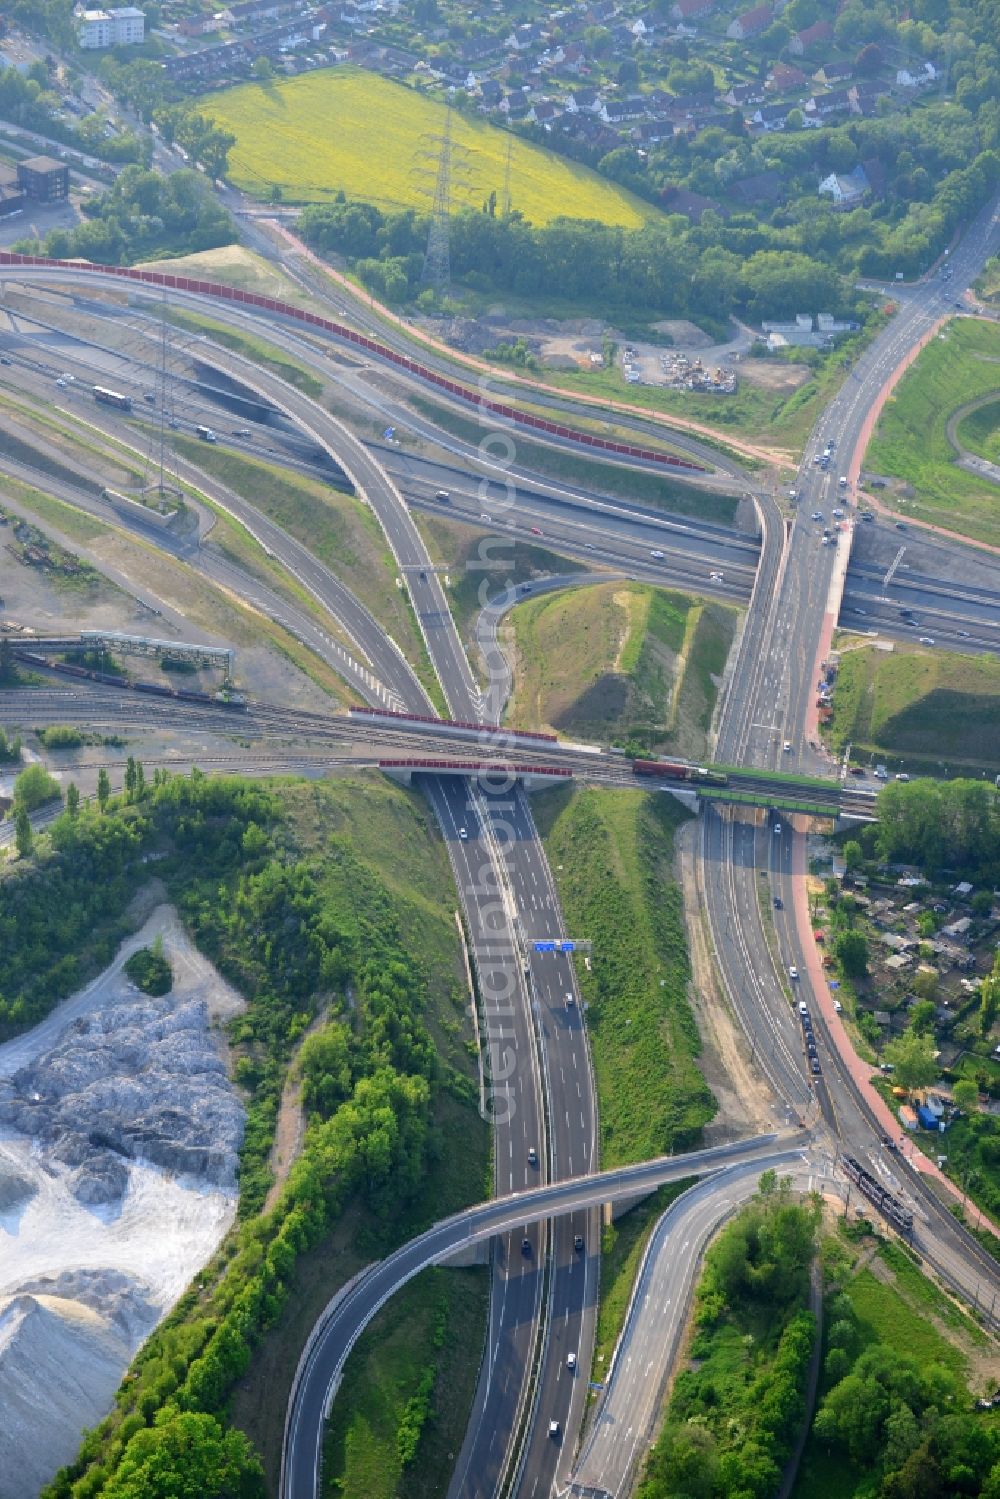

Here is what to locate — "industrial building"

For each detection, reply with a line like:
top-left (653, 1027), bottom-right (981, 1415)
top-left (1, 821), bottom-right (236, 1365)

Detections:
top-left (16, 156), bottom-right (69, 202)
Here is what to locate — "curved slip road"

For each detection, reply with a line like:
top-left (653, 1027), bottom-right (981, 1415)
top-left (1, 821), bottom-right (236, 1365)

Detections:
top-left (282, 1133), bottom-right (796, 1499)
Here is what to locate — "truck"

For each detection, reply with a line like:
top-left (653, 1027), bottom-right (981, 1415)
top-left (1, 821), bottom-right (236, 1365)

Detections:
top-left (195, 425), bottom-right (217, 443)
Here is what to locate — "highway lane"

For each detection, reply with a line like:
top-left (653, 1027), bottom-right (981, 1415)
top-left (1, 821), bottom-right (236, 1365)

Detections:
top-left (0, 297), bottom-right (760, 602)
top-left (568, 1150), bottom-right (814, 1499)
top-left (281, 1132), bottom-right (797, 1499)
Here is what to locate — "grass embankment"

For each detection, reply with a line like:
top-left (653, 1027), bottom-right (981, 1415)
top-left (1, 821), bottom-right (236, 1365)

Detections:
top-left (534, 785), bottom-right (715, 1166)
top-left (792, 1231), bottom-right (997, 1499)
top-left (204, 67), bottom-right (656, 227)
top-left (406, 392), bottom-right (740, 527)
top-left (415, 509), bottom-right (582, 656)
top-left (138, 244), bottom-right (320, 309)
top-left (956, 397), bottom-right (1000, 464)
top-left (160, 305), bottom-right (325, 396)
top-left (865, 316), bottom-right (1000, 547)
top-left (822, 643), bottom-right (1000, 775)
top-left (174, 437), bottom-right (442, 700)
top-left (321, 1267), bottom-right (487, 1499)
top-left (508, 582), bottom-right (736, 758)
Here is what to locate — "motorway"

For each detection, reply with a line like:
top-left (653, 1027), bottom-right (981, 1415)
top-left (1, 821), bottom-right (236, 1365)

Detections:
top-left (1, 210), bottom-right (999, 1499)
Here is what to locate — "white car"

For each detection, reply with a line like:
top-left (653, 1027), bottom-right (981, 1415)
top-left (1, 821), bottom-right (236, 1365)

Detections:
top-left (919, 636), bottom-right (935, 646)
top-left (549, 1421), bottom-right (561, 1439)
top-left (528, 1147), bottom-right (538, 1166)
top-left (709, 570), bottom-right (724, 582)
top-left (565, 992), bottom-right (575, 1007)
top-left (811, 511), bottom-right (823, 521)
top-left (833, 999), bottom-right (843, 1013)
top-left (650, 548), bottom-right (664, 560)
top-left (789, 965), bottom-right (800, 981)
top-left (459, 827), bottom-right (468, 840)
top-left (783, 740), bottom-right (792, 752)
top-left (774, 822), bottom-right (782, 835)
top-left (480, 513), bottom-right (492, 523)
top-left (567, 1352), bottom-right (577, 1371)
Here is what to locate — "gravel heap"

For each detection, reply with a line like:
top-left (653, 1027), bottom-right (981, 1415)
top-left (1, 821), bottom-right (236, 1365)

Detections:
top-left (0, 992), bottom-right (244, 1205)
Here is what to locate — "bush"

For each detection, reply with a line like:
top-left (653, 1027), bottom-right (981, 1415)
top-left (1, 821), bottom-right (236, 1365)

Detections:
top-left (124, 937), bottom-right (172, 996)
top-left (13, 763), bottom-right (61, 813)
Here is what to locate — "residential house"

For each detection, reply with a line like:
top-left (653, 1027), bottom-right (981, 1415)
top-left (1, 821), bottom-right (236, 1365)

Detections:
top-left (818, 162), bottom-right (870, 205)
top-left (788, 18), bottom-right (833, 54)
top-left (731, 168), bottom-right (785, 205)
top-left (849, 81), bottom-right (889, 115)
top-left (478, 78), bottom-right (503, 108)
top-left (527, 97), bottom-right (560, 124)
top-left (897, 61), bottom-right (937, 87)
top-left (671, 0), bottom-right (713, 15)
top-left (726, 4), bottom-right (772, 41)
top-left (564, 87), bottom-right (602, 113)
top-left (748, 100), bottom-right (790, 130)
top-left (78, 5), bottom-right (145, 48)
top-left (659, 184), bottom-right (729, 221)
top-left (722, 80), bottom-right (765, 106)
top-left (506, 22), bottom-right (542, 50)
top-left (804, 86), bottom-right (853, 118)
top-left (766, 62), bottom-right (806, 92)
top-left (813, 60), bottom-right (853, 86)
top-left (631, 119), bottom-right (671, 144)
top-left (600, 94), bottom-right (647, 123)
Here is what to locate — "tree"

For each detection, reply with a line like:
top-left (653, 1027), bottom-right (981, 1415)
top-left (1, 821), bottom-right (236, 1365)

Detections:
top-left (65, 782), bottom-right (80, 818)
top-left (101, 1411), bottom-right (265, 1499)
top-left (836, 930), bottom-right (869, 979)
top-left (952, 1079), bottom-right (980, 1114)
top-left (97, 767), bottom-right (110, 812)
top-left (13, 763), bottom-right (61, 813)
top-left (14, 806), bottom-right (32, 859)
top-left (883, 1028), bottom-right (937, 1093)
top-left (855, 43), bottom-right (884, 74)
top-left (979, 954), bottom-right (1000, 1038)
top-left (909, 998), bottom-right (937, 1034)
top-left (843, 839), bottom-right (863, 872)
top-left (252, 55), bottom-right (273, 79)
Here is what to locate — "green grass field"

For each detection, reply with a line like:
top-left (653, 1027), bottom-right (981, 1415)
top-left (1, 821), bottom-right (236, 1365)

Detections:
top-left (533, 785), bottom-right (715, 1166)
top-left (173, 436), bottom-right (445, 703)
top-left (792, 1235), bottom-right (992, 1499)
top-left (204, 67), bottom-right (655, 227)
top-left (406, 392), bottom-right (741, 526)
top-left (865, 317), bottom-right (1000, 547)
top-left (822, 643), bottom-right (1000, 775)
top-left (507, 582), bottom-right (736, 758)
top-left (956, 396), bottom-right (1000, 464)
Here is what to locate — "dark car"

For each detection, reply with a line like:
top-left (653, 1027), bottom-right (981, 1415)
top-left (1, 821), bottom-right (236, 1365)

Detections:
top-left (810, 1058), bottom-right (821, 1075)
top-left (774, 896), bottom-right (783, 909)
top-left (895, 521), bottom-right (906, 530)
top-left (521, 1237), bottom-right (532, 1256)
top-left (574, 1234), bottom-right (584, 1251)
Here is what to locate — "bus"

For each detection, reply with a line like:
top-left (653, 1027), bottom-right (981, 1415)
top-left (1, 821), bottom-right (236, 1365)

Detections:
top-left (195, 425), bottom-right (217, 442)
top-left (93, 385), bottom-right (133, 411)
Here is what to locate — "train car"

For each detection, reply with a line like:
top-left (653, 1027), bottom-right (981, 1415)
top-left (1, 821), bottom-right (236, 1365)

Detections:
top-left (348, 705), bottom-right (558, 744)
top-left (93, 385), bottom-right (133, 412)
top-left (633, 758), bottom-right (690, 780)
top-left (842, 1155), bottom-right (913, 1233)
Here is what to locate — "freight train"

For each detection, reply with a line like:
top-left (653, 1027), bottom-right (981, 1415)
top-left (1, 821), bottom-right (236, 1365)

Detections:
top-left (842, 1154), bottom-right (914, 1234)
top-left (18, 654), bottom-right (246, 708)
top-left (632, 758), bottom-right (729, 786)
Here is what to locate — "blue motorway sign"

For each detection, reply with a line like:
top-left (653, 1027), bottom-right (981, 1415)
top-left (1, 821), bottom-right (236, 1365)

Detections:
top-left (533, 939), bottom-right (576, 952)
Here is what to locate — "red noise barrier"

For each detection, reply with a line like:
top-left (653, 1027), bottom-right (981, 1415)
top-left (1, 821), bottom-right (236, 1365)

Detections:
top-left (0, 251), bottom-right (706, 473)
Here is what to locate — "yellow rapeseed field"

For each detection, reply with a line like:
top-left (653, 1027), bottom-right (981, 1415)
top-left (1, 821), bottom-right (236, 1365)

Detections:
top-left (203, 67), bottom-right (656, 228)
